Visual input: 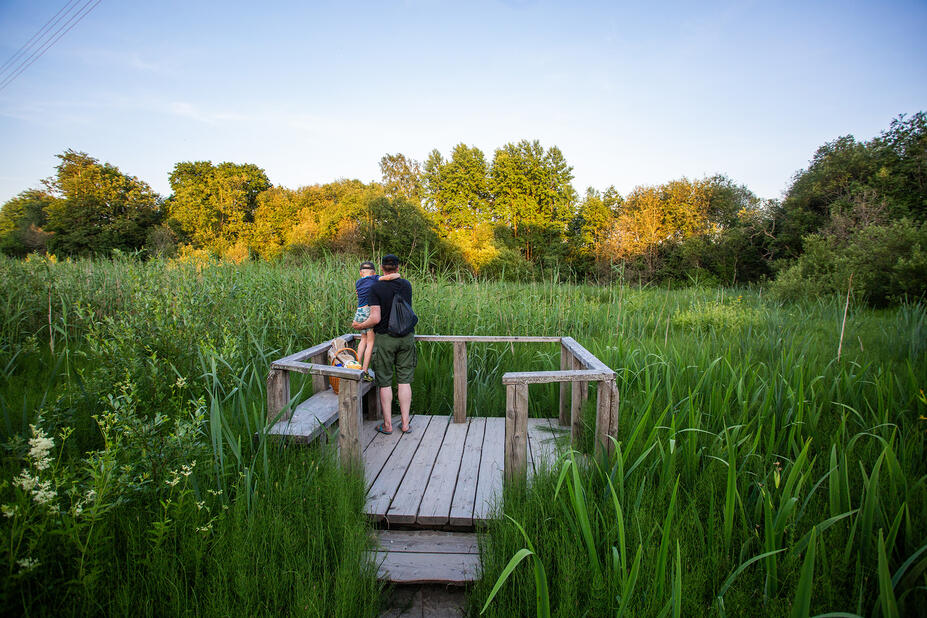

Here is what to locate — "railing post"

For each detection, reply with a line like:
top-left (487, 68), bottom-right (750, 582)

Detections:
top-left (338, 379), bottom-right (362, 470)
top-left (311, 351), bottom-right (329, 393)
top-left (595, 379), bottom-right (612, 457)
top-left (570, 355), bottom-right (584, 446)
top-left (505, 382), bottom-right (529, 483)
top-left (267, 368), bottom-right (290, 423)
top-left (453, 341), bottom-right (467, 423)
top-left (608, 378), bottom-right (620, 449)
top-left (364, 379), bottom-right (381, 421)
top-left (559, 343), bottom-right (570, 426)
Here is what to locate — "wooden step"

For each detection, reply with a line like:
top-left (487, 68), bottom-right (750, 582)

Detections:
top-left (369, 529), bottom-right (481, 585)
top-left (266, 380), bottom-right (375, 443)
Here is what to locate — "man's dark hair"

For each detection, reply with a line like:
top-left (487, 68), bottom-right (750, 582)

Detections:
top-left (381, 254), bottom-right (399, 273)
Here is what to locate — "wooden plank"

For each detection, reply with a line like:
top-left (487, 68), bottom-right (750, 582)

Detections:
top-left (274, 340), bottom-right (333, 366)
top-left (363, 375), bottom-right (380, 421)
top-left (473, 417), bottom-right (504, 522)
top-left (453, 341), bottom-right (467, 423)
top-left (271, 360), bottom-right (364, 379)
top-left (595, 380), bottom-right (611, 458)
top-left (527, 418), bottom-right (561, 476)
top-left (310, 351), bottom-right (328, 394)
top-left (266, 368), bottom-right (290, 423)
top-left (449, 418), bottom-right (485, 527)
top-left (338, 379), bottom-right (362, 469)
top-left (559, 344), bottom-right (570, 426)
top-left (505, 383), bottom-right (529, 483)
top-left (372, 551), bottom-right (480, 584)
top-left (414, 335), bottom-right (561, 343)
top-left (267, 390), bottom-right (338, 442)
top-left (417, 420), bottom-right (470, 526)
top-left (374, 529), bottom-right (478, 554)
top-left (501, 369), bottom-right (614, 385)
top-left (366, 416), bottom-right (433, 519)
top-left (388, 416), bottom-right (451, 524)
top-left (561, 336), bottom-right (612, 372)
top-left (361, 416), bottom-right (412, 487)
top-left (608, 379), bottom-right (620, 448)
top-left (571, 354), bottom-right (583, 447)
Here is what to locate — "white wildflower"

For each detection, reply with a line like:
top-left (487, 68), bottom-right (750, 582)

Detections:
top-left (206, 489), bottom-right (222, 496)
top-left (28, 425), bottom-right (55, 471)
top-left (84, 488), bottom-right (97, 503)
top-left (70, 501), bottom-right (84, 517)
top-left (32, 479), bottom-right (56, 505)
top-left (195, 501), bottom-right (206, 511)
top-left (2, 504), bottom-right (16, 518)
top-left (47, 504), bottom-right (60, 515)
top-left (13, 470), bottom-right (37, 492)
top-left (196, 522), bottom-right (212, 533)
top-left (17, 557), bottom-right (40, 572)
top-left (175, 376), bottom-right (187, 389)
top-left (166, 471), bottom-right (180, 487)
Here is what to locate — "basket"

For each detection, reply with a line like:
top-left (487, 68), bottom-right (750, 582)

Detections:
top-left (329, 348), bottom-right (359, 394)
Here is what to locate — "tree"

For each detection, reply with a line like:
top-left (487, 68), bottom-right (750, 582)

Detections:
top-left (0, 189), bottom-right (53, 256)
top-left (44, 150), bottom-right (162, 255)
top-left (421, 144), bottom-right (490, 233)
top-left (379, 153), bottom-right (422, 203)
top-left (167, 161), bottom-right (270, 253)
top-left (488, 140), bottom-right (576, 262)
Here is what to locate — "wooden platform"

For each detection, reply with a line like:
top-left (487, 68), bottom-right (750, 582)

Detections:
top-left (362, 414), bottom-right (568, 528)
top-left (371, 529), bottom-right (480, 585)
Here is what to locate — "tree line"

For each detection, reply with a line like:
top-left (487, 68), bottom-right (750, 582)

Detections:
top-left (1, 113), bottom-right (925, 304)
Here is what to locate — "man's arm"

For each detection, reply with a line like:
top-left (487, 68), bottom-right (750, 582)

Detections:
top-left (352, 304), bottom-right (381, 330)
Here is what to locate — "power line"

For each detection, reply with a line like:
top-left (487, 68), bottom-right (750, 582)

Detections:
top-left (0, 0), bottom-right (102, 92)
top-left (0, 0), bottom-right (83, 76)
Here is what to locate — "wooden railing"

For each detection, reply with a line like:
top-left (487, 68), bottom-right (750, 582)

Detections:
top-left (267, 335), bottom-right (618, 480)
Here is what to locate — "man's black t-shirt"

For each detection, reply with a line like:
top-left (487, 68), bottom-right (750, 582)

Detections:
top-left (369, 278), bottom-right (413, 335)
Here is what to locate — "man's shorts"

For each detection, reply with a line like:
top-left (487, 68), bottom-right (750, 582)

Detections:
top-left (371, 332), bottom-right (416, 388)
top-left (354, 305), bottom-right (371, 333)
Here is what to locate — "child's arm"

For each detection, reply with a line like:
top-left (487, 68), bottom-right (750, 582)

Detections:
top-left (379, 272), bottom-right (400, 281)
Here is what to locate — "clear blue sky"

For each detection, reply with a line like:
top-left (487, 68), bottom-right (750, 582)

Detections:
top-left (1, 0), bottom-right (925, 204)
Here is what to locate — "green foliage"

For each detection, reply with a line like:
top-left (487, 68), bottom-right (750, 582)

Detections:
top-left (772, 219), bottom-right (927, 306)
top-left (44, 150), bottom-right (163, 255)
top-left (0, 189), bottom-right (53, 256)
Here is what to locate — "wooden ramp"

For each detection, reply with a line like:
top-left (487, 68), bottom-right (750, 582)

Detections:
top-left (266, 381), bottom-right (375, 443)
top-left (362, 414), bottom-right (568, 528)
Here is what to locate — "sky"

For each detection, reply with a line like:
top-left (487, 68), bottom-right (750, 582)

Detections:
top-left (0, 0), bottom-right (925, 204)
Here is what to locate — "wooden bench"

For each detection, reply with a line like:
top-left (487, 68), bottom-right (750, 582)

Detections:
top-left (266, 379), bottom-right (376, 443)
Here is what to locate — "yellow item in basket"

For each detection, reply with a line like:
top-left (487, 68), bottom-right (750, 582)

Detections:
top-left (344, 361), bottom-right (362, 370)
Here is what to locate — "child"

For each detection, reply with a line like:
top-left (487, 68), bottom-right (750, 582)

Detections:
top-left (353, 260), bottom-right (397, 378)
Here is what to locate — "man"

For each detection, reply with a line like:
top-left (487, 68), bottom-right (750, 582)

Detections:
top-left (351, 254), bottom-right (415, 434)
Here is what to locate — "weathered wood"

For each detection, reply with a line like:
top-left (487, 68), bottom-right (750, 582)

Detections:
top-left (372, 550), bottom-right (480, 584)
top-left (373, 529), bottom-right (479, 554)
top-left (366, 416), bottom-right (432, 519)
top-left (418, 420), bottom-right (469, 526)
top-left (504, 383), bottom-right (529, 483)
top-left (570, 355), bottom-right (583, 446)
top-left (527, 418), bottom-right (564, 476)
top-left (310, 352), bottom-right (328, 393)
top-left (414, 335), bottom-right (561, 343)
top-left (608, 379), bottom-right (620, 448)
top-left (271, 360), bottom-right (365, 379)
top-left (453, 341), bottom-right (467, 423)
top-left (595, 380), bottom-right (612, 457)
top-left (561, 336), bottom-right (612, 373)
top-left (388, 416), bottom-right (450, 524)
top-left (266, 368), bottom-right (291, 423)
top-left (338, 379), bottom-right (362, 469)
top-left (559, 345), bottom-right (570, 426)
top-left (449, 418), bottom-right (485, 527)
top-left (473, 418), bottom-right (504, 521)
top-left (501, 369), bottom-right (614, 385)
top-left (267, 390), bottom-right (338, 442)
top-left (361, 416), bottom-right (411, 488)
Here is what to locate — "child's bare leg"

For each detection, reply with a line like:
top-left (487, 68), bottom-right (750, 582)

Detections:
top-left (357, 332), bottom-right (367, 365)
top-left (362, 331), bottom-right (375, 371)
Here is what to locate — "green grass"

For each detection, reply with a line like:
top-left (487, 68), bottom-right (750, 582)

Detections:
top-left (0, 254), bottom-right (924, 616)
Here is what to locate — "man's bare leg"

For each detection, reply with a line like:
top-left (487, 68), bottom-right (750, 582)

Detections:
top-left (397, 383), bottom-right (411, 431)
top-left (379, 386), bottom-right (393, 432)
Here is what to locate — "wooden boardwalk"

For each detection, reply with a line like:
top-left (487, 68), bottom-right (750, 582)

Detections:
top-left (361, 414), bottom-right (568, 528)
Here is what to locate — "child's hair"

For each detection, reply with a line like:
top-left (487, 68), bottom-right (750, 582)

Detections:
top-left (359, 260), bottom-right (376, 272)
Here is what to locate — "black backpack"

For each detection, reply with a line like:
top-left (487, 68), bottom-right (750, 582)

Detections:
top-left (388, 293), bottom-right (418, 336)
